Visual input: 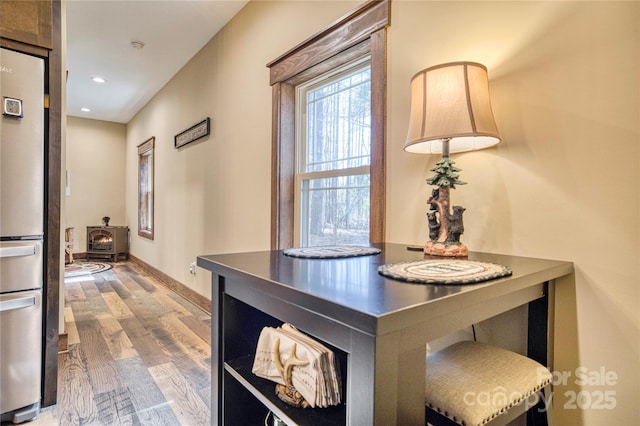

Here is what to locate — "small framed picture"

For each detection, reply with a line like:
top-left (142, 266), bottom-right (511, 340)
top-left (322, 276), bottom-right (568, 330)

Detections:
top-left (174, 117), bottom-right (210, 149)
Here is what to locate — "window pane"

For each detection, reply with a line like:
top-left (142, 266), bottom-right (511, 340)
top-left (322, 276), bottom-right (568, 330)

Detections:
top-left (139, 152), bottom-right (152, 231)
top-left (137, 137), bottom-right (154, 239)
top-left (304, 66), bottom-right (371, 173)
top-left (300, 174), bottom-right (370, 247)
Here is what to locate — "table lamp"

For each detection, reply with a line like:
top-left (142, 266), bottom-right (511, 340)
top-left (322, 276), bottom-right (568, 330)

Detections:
top-left (404, 62), bottom-right (501, 257)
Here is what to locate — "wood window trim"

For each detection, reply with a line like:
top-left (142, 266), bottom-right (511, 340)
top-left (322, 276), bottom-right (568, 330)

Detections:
top-left (268, 0), bottom-right (389, 249)
top-left (137, 137), bottom-right (155, 240)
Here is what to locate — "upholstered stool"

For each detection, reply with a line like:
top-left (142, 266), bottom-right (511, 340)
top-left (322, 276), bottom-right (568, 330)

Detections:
top-left (425, 341), bottom-right (553, 426)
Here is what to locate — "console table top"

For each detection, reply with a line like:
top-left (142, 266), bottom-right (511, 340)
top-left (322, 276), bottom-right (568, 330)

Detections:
top-left (198, 243), bottom-right (573, 335)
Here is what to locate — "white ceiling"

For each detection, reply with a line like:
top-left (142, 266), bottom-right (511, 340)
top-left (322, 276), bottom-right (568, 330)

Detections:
top-left (66, 0), bottom-right (248, 124)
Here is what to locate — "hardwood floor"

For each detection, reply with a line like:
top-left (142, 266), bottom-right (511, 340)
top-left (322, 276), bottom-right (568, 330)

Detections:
top-left (33, 262), bottom-right (211, 425)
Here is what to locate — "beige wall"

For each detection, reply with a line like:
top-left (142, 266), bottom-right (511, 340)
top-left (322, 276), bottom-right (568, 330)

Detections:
top-left (119, 1), bottom-right (638, 424)
top-left (60, 0), bottom-right (67, 332)
top-left (66, 116), bottom-right (126, 253)
top-left (124, 0), bottom-right (361, 296)
top-left (387, 2), bottom-right (638, 425)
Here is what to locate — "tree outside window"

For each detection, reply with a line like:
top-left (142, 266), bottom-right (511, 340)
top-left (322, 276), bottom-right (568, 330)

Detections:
top-left (297, 60), bottom-right (372, 246)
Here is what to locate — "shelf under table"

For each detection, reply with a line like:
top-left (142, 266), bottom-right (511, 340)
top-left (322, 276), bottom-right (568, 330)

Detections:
top-left (225, 355), bottom-right (345, 426)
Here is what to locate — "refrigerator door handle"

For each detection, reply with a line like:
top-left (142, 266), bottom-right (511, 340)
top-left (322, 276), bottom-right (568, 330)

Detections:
top-left (0, 295), bottom-right (36, 312)
top-left (0, 245), bottom-right (37, 258)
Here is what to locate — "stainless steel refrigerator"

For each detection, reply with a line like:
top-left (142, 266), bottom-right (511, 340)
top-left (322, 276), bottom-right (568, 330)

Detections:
top-left (0, 47), bottom-right (44, 423)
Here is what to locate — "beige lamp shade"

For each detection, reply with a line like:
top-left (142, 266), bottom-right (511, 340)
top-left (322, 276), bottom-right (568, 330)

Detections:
top-left (404, 62), bottom-right (501, 154)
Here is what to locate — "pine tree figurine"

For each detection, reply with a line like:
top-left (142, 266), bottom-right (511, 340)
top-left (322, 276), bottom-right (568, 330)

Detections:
top-left (424, 145), bottom-right (469, 257)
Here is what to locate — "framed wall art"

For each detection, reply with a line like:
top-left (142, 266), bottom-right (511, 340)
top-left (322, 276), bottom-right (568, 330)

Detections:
top-left (174, 117), bottom-right (210, 149)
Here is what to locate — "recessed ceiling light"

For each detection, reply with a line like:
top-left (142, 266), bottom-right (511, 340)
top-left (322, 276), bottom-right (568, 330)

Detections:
top-left (91, 77), bottom-right (106, 83)
top-left (81, 107), bottom-right (91, 112)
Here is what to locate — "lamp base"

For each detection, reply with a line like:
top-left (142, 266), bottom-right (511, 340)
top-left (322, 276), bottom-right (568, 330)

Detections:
top-left (424, 241), bottom-right (468, 257)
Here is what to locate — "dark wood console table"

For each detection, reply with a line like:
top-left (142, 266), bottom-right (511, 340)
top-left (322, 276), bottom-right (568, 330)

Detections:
top-left (198, 243), bottom-right (573, 425)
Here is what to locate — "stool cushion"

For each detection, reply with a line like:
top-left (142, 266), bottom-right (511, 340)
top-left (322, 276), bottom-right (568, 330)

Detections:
top-left (425, 341), bottom-right (552, 426)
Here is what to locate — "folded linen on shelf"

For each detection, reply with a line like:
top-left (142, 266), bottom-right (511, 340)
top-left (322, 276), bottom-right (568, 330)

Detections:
top-left (252, 323), bottom-right (342, 408)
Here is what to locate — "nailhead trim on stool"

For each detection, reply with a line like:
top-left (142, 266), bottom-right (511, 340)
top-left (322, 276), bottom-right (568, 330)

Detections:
top-left (425, 341), bottom-right (552, 426)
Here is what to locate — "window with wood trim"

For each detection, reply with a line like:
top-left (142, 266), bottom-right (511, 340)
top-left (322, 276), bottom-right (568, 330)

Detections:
top-left (296, 58), bottom-right (372, 246)
top-left (267, 0), bottom-right (389, 249)
top-left (138, 137), bottom-right (154, 240)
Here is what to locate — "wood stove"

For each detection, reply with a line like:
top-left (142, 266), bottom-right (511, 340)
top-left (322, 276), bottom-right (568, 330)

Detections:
top-left (86, 226), bottom-right (129, 262)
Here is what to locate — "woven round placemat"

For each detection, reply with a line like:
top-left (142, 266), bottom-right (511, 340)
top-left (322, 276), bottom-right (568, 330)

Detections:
top-left (378, 259), bottom-right (512, 285)
top-left (283, 246), bottom-right (382, 259)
